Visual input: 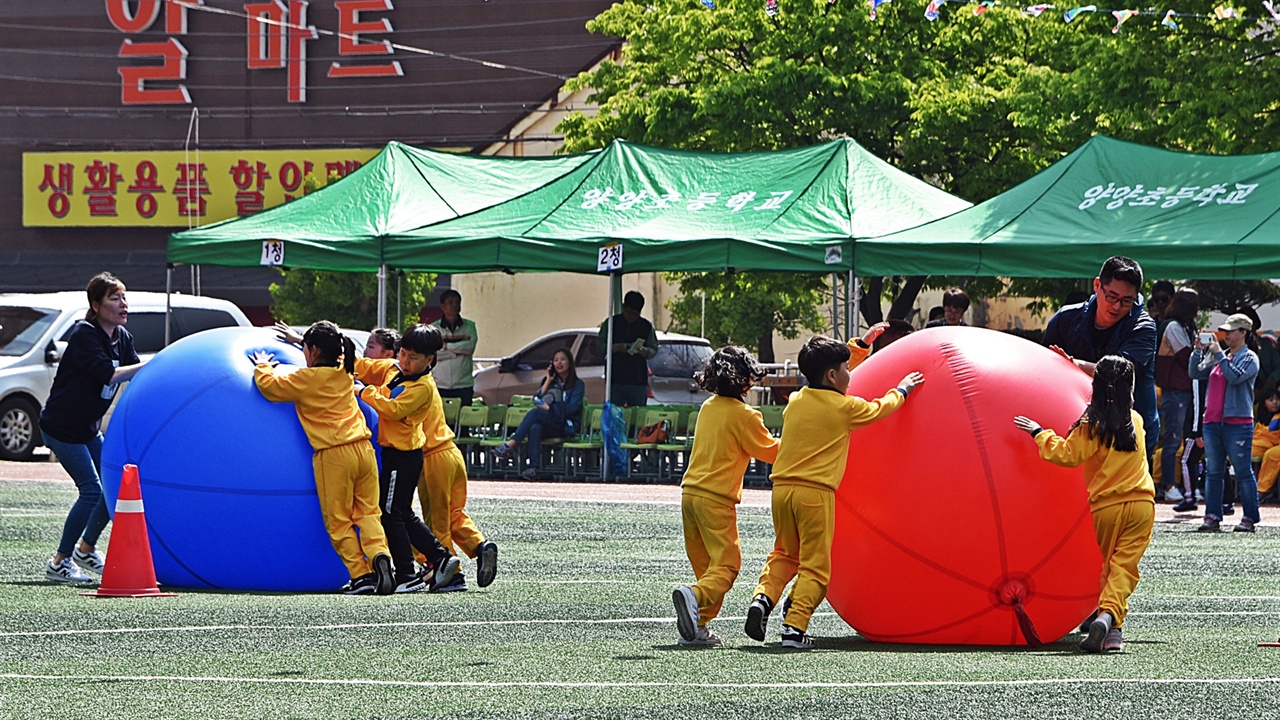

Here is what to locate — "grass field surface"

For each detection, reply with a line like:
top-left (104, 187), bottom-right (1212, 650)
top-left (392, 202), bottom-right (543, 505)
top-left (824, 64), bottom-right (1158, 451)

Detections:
top-left (1, 466), bottom-right (1278, 719)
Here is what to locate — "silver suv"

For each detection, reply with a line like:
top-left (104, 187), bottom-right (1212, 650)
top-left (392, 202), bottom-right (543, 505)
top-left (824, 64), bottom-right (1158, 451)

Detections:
top-left (473, 327), bottom-right (714, 406)
top-left (0, 291), bottom-right (251, 460)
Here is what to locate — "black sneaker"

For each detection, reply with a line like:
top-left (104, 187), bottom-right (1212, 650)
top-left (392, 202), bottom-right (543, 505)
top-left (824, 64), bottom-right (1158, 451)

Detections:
top-left (475, 541), bottom-right (498, 588)
top-left (673, 586), bottom-right (700, 642)
top-left (781, 595), bottom-right (793, 624)
top-left (341, 573), bottom-right (377, 595)
top-left (780, 624), bottom-right (814, 650)
top-left (434, 555), bottom-right (462, 589)
top-left (372, 553), bottom-right (395, 596)
top-left (394, 573), bottom-right (426, 594)
top-left (1223, 503), bottom-right (1236, 516)
top-left (1077, 609), bottom-right (1098, 634)
top-left (1233, 517), bottom-right (1257, 533)
top-left (1080, 612), bottom-right (1112, 653)
top-left (1197, 517), bottom-right (1222, 533)
top-left (519, 467), bottom-right (539, 481)
top-left (432, 571), bottom-right (468, 593)
top-left (744, 593), bottom-right (773, 642)
top-left (1172, 498), bottom-right (1198, 513)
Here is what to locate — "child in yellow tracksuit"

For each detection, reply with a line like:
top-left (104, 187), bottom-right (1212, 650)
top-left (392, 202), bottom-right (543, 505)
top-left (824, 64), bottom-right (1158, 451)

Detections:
top-left (418, 372), bottom-right (498, 592)
top-left (1014, 354), bottom-right (1156, 653)
top-left (252, 321), bottom-right (395, 595)
top-left (672, 346), bottom-right (780, 647)
top-left (1252, 389), bottom-right (1280, 497)
top-left (355, 324), bottom-right (461, 594)
top-left (744, 333), bottom-right (924, 649)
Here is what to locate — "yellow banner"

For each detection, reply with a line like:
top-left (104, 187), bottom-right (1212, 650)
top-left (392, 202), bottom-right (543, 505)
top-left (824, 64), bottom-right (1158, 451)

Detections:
top-left (23, 148), bottom-right (381, 227)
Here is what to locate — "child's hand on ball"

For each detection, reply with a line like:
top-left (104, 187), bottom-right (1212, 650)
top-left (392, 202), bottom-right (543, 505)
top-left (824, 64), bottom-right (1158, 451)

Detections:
top-left (249, 350), bottom-right (276, 366)
top-left (1013, 416), bottom-right (1041, 435)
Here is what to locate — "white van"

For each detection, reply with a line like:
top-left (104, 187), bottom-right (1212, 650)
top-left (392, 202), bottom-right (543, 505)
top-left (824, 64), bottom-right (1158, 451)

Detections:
top-left (0, 291), bottom-right (251, 460)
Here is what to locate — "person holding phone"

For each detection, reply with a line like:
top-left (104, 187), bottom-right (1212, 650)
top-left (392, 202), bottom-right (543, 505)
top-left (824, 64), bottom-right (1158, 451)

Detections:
top-left (491, 348), bottom-right (585, 480)
top-left (1189, 313), bottom-right (1262, 533)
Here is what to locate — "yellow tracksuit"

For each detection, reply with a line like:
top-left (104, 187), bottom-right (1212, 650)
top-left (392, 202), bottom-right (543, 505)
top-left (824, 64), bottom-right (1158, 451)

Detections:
top-left (415, 374), bottom-right (485, 557)
top-left (354, 358), bottom-right (430, 452)
top-left (1033, 410), bottom-right (1155, 629)
top-left (680, 396), bottom-right (780, 626)
top-left (254, 363), bottom-right (390, 579)
top-left (753, 382), bottom-right (906, 633)
top-left (1252, 413), bottom-right (1280, 494)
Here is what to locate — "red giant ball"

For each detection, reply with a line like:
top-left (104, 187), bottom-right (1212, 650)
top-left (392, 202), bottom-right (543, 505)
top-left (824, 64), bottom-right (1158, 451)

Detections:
top-left (825, 327), bottom-right (1103, 645)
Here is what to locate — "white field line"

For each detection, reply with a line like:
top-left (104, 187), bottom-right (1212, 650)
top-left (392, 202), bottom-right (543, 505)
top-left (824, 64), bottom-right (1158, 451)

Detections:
top-left (1, 673), bottom-right (1278, 690)
top-left (1, 609), bottom-right (1278, 640)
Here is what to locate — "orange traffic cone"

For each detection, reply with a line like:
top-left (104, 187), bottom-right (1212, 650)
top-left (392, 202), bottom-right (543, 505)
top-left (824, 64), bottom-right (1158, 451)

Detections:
top-left (83, 463), bottom-right (177, 598)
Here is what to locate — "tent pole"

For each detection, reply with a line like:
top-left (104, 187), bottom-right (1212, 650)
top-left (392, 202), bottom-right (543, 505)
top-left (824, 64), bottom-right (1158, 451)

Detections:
top-left (831, 273), bottom-right (839, 341)
top-left (165, 264), bottom-right (173, 347)
top-left (602, 273), bottom-right (618, 482)
top-left (847, 270), bottom-right (856, 338)
top-left (377, 264), bottom-right (387, 328)
top-left (851, 273), bottom-right (862, 336)
top-left (396, 270), bottom-right (403, 330)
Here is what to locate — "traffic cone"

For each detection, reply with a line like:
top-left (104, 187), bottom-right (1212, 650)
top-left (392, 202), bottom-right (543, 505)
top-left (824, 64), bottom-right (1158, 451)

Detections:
top-left (82, 463), bottom-right (177, 598)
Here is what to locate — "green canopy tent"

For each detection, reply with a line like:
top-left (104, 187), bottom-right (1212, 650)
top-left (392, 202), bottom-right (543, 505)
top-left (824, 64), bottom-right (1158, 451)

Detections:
top-left (385, 138), bottom-right (971, 274)
top-left (855, 136), bottom-right (1280, 279)
top-left (167, 141), bottom-right (593, 322)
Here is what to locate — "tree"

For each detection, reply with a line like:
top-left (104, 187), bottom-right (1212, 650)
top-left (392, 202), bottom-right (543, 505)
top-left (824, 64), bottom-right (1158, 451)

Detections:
top-left (664, 271), bottom-right (828, 361)
top-left (269, 269), bottom-right (436, 331)
top-left (1189, 280), bottom-right (1280, 315)
top-left (559, 1), bottom-right (1280, 325)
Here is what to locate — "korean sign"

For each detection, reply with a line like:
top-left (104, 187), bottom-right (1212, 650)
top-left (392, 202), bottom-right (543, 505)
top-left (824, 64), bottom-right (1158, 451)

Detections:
top-left (24, 148), bottom-right (378, 227)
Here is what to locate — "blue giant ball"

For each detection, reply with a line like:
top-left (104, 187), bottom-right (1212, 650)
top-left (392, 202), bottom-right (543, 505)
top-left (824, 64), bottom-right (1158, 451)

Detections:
top-left (101, 326), bottom-right (379, 592)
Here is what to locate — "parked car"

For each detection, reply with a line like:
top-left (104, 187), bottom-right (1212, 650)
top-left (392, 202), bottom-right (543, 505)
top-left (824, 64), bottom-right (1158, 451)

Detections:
top-left (473, 327), bottom-right (714, 406)
top-left (0, 291), bottom-right (251, 461)
top-left (288, 325), bottom-right (370, 356)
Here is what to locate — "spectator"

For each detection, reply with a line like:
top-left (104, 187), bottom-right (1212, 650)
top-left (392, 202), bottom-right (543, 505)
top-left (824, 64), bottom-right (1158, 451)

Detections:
top-left (431, 289), bottom-right (478, 406)
top-left (1236, 306), bottom-right (1280, 398)
top-left (1148, 280), bottom-right (1175, 327)
top-left (1154, 288), bottom-right (1198, 503)
top-left (492, 348), bottom-right (585, 480)
top-left (925, 288), bottom-right (970, 327)
top-left (1042, 256), bottom-right (1159, 459)
top-left (1189, 313), bottom-right (1262, 532)
top-left (927, 306), bottom-right (945, 324)
top-left (597, 290), bottom-right (658, 407)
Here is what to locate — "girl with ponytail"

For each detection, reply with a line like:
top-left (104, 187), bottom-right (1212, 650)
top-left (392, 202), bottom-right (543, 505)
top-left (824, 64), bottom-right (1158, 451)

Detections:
top-left (1014, 355), bottom-right (1156, 654)
top-left (252, 320), bottom-right (395, 596)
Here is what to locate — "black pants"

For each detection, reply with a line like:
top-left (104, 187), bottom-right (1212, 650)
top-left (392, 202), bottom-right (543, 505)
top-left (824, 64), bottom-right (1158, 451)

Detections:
top-left (379, 446), bottom-right (450, 577)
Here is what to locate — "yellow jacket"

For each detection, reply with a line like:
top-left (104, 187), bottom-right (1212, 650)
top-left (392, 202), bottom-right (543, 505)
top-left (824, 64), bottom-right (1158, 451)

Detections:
top-left (1255, 412), bottom-right (1280, 448)
top-left (1033, 409), bottom-right (1155, 511)
top-left (681, 396), bottom-right (780, 506)
top-left (354, 358), bottom-right (431, 452)
top-left (254, 363), bottom-right (371, 451)
top-left (418, 374), bottom-right (458, 457)
top-left (770, 385), bottom-right (905, 492)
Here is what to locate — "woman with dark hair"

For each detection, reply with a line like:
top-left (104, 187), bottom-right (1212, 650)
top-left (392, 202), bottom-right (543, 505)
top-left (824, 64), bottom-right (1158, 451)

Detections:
top-left (1154, 288), bottom-right (1199, 503)
top-left (1189, 313), bottom-right (1262, 533)
top-left (1014, 355), bottom-right (1156, 653)
top-left (492, 347), bottom-right (585, 480)
top-left (39, 272), bottom-right (148, 583)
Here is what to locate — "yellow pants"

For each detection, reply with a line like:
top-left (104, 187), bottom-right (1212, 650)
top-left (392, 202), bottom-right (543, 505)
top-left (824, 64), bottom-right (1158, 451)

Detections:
top-left (418, 445), bottom-right (485, 558)
top-left (1092, 500), bottom-right (1154, 629)
top-left (313, 441), bottom-right (390, 579)
top-left (753, 484), bottom-right (834, 634)
top-left (681, 493), bottom-right (741, 626)
top-left (1253, 432), bottom-right (1280, 494)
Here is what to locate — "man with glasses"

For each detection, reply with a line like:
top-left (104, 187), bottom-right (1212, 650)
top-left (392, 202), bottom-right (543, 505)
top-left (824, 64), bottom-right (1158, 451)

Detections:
top-left (1042, 256), bottom-right (1160, 459)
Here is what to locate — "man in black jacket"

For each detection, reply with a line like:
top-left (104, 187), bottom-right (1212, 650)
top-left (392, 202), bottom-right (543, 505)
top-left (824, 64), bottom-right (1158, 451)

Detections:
top-left (597, 291), bottom-right (658, 407)
top-left (1042, 256), bottom-right (1159, 459)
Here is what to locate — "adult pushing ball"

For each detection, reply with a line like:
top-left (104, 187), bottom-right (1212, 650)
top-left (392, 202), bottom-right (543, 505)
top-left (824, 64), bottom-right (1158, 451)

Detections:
top-left (826, 327), bottom-right (1102, 645)
top-left (101, 326), bottom-right (375, 592)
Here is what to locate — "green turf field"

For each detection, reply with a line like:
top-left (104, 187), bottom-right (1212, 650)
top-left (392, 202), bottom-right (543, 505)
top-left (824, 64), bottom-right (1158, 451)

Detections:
top-left (1, 477), bottom-right (1278, 719)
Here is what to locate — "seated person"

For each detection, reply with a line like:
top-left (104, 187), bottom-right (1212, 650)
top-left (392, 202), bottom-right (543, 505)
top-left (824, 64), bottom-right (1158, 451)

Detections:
top-left (491, 348), bottom-right (585, 480)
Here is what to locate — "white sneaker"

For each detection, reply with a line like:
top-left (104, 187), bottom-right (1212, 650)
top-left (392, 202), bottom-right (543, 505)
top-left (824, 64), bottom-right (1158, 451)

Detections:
top-left (677, 626), bottom-right (723, 646)
top-left (45, 558), bottom-right (92, 583)
top-left (1163, 486), bottom-right (1184, 502)
top-left (673, 586), bottom-right (700, 642)
top-left (72, 548), bottom-right (106, 575)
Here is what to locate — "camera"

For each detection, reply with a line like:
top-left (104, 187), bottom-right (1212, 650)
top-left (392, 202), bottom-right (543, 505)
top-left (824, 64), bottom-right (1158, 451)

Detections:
top-left (1199, 332), bottom-right (1215, 345)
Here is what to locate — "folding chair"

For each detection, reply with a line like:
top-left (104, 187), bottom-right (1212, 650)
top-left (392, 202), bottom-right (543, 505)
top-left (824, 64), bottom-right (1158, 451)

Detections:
top-left (620, 409), bottom-right (682, 482)
top-left (563, 406), bottom-right (605, 480)
top-left (480, 405), bottom-right (535, 478)
top-left (657, 409), bottom-right (698, 483)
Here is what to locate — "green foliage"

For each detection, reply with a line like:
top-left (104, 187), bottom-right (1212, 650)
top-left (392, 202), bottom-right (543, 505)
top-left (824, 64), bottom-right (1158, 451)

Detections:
top-left (269, 269), bottom-right (436, 331)
top-left (1188, 280), bottom-right (1280, 315)
top-left (663, 271), bottom-right (828, 361)
top-left (560, 1), bottom-right (1279, 327)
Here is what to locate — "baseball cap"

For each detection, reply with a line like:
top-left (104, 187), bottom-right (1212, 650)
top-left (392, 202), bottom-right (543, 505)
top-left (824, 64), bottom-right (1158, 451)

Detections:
top-left (1218, 313), bottom-right (1253, 332)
